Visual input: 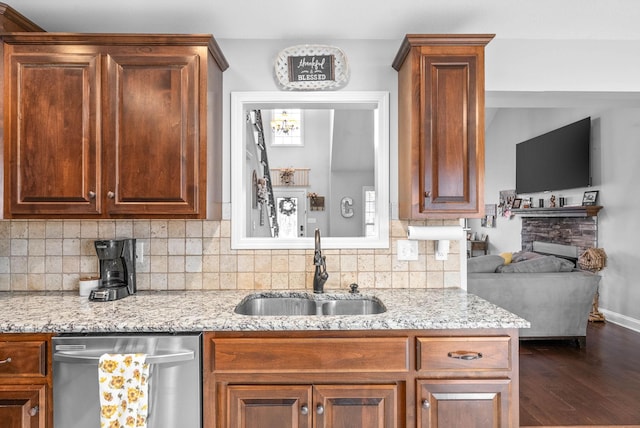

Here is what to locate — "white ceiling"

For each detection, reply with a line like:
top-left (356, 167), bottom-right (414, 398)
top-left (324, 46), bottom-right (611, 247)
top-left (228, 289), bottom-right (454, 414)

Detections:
top-left (12, 0), bottom-right (640, 41)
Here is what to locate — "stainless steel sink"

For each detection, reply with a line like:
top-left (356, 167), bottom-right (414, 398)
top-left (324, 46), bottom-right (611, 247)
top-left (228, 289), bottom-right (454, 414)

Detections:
top-left (320, 298), bottom-right (386, 315)
top-left (234, 297), bottom-right (317, 316)
top-left (234, 293), bottom-right (386, 316)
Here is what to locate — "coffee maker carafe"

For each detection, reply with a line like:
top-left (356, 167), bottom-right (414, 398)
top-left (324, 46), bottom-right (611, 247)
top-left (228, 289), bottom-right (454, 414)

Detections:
top-left (89, 239), bottom-right (136, 302)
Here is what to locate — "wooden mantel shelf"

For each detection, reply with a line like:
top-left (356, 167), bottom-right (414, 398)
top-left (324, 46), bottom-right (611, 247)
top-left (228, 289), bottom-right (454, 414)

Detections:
top-left (512, 205), bottom-right (602, 218)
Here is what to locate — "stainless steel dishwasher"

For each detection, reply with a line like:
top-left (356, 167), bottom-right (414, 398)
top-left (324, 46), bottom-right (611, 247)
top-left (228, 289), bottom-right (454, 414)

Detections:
top-left (53, 333), bottom-right (201, 428)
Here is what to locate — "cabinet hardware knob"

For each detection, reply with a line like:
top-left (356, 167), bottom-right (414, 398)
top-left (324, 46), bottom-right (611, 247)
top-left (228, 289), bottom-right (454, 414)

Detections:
top-left (0, 357), bottom-right (11, 364)
top-left (447, 350), bottom-right (483, 360)
top-left (422, 399), bottom-right (430, 409)
top-left (316, 404), bottom-right (324, 415)
top-left (424, 191), bottom-right (431, 198)
top-left (29, 405), bottom-right (39, 416)
top-left (107, 191), bottom-right (115, 199)
top-left (88, 191), bottom-right (96, 199)
top-left (300, 404), bottom-right (309, 415)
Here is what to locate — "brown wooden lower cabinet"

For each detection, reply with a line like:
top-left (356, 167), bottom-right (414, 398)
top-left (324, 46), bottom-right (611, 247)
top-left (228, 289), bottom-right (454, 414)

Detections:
top-left (226, 384), bottom-right (398, 428)
top-left (204, 329), bottom-right (519, 428)
top-left (0, 334), bottom-right (52, 428)
top-left (315, 384), bottom-right (398, 428)
top-left (227, 385), bottom-right (312, 428)
top-left (417, 379), bottom-right (512, 428)
top-left (0, 384), bottom-right (46, 428)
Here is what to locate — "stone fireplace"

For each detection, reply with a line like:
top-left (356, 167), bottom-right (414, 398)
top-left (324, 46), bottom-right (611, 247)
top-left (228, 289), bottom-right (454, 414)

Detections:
top-left (521, 216), bottom-right (598, 256)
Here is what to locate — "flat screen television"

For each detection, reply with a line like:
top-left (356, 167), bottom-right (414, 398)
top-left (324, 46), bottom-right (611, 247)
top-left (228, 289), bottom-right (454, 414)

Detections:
top-left (515, 117), bottom-right (591, 194)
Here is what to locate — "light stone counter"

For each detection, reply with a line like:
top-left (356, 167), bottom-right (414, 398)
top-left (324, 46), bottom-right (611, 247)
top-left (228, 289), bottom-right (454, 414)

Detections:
top-left (0, 288), bottom-right (529, 333)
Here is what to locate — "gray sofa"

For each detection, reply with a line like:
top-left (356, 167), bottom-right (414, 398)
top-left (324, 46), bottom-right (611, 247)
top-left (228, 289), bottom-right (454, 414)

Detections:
top-left (467, 254), bottom-right (601, 347)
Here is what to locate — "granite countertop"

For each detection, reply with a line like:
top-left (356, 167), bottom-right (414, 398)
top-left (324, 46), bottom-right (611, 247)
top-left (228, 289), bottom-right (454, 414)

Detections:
top-left (0, 288), bottom-right (530, 333)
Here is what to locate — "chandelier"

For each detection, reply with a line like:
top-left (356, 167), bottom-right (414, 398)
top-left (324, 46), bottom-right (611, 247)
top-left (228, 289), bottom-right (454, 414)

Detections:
top-left (271, 110), bottom-right (299, 135)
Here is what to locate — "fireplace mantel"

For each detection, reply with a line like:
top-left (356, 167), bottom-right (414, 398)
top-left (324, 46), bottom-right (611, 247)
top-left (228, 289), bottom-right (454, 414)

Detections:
top-left (513, 205), bottom-right (602, 218)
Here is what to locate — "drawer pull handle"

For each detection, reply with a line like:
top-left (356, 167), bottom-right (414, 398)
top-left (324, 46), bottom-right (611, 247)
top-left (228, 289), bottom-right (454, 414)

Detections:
top-left (316, 404), bottom-right (324, 415)
top-left (300, 405), bottom-right (309, 415)
top-left (424, 191), bottom-right (431, 198)
top-left (0, 357), bottom-right (11, 365)
top-left (107, 191), bottom-right (115, 199)
top-left (422, 399), bottom-right (430, 409)
top-left (29, 405), bottom-right (39, 416)
top-left (448, 350), bottom-right (483, 360)
top-left (88, 191), bottom-right (96, 199)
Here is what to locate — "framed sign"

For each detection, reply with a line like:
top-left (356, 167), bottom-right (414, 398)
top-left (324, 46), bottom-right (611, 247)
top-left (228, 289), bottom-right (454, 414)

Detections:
top-left (275, 44), bottom-right (349, 90)
top-left (288, 55), bottom-right (335, 83)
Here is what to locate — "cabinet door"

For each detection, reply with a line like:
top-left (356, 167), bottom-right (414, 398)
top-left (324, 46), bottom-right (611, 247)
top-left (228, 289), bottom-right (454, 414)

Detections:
top-left (103, 51), bottom-right (203, 217)
top-left (226, 384), bottom-right (312, 428)
top-left (417, 379), bottom-right (511, 428)
top-left (5, 51), bottom-right (101, 217)
top-left (314, 384), bottom-right (399, 428)
top-left (0, 384), bottom-right (46, 428)
top-left (0, 340), bottom-right (46, 378)
top-left (418, 50), bottom-right (483, 216)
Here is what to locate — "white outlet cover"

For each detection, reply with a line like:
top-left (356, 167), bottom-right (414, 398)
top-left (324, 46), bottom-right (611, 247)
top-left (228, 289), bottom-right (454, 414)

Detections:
top-left (397, 239), bottom-right (419, 261)
top-left (136, 242), bottom-right (144, 263)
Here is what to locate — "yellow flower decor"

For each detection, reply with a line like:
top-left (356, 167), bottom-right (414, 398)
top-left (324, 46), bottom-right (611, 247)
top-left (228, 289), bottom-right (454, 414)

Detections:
top-left (99, 353), bottom-right (150, 428)
top-left (109, 375), bottom-right (125, 389)
top-left (101, 359), bottom-right (118, 373)
top-left (124, 355), bottom-right (133, 367)
top-left (101, 405), bottom-right (118, 419)
top-left (128, 387), bottom-right (141, 402)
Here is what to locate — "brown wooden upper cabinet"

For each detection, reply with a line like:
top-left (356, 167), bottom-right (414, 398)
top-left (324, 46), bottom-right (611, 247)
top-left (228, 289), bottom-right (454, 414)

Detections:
top-left (2, 33), bottom-right (228, 219)
top-left (0, 3), bottom-right (45, 32)
top-left (393, 34), bottom-right (494, 219)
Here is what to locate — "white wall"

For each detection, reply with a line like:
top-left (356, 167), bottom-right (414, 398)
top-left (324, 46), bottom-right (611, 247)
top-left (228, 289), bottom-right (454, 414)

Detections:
top-left (598, 109), bottom-right (640, 328)
top-left (476, 107), bottom-right (640, 325)
top-left (486, 39), bottom-right (640, 93)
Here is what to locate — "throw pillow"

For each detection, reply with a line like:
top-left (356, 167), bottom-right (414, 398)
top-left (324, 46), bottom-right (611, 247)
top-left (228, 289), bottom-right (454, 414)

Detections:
top-left (500, 252), bottom-right (513, 265)
top-left (467, 255), bottom-right (505, 273)
top-left (499, 255), bottom-right (571, 273)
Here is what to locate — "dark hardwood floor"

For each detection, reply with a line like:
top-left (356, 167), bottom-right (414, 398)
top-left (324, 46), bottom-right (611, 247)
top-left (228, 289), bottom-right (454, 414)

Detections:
top-left (520, 321), bottom-right (640, 427)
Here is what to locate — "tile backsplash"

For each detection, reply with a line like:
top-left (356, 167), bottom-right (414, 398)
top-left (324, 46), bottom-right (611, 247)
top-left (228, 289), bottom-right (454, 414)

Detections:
top-left (0, 219), bottom-right (461, 292)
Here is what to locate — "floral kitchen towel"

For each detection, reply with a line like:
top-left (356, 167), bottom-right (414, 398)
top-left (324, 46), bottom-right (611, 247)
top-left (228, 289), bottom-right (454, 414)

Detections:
top-left (99, 353), bottom-right (150, 428)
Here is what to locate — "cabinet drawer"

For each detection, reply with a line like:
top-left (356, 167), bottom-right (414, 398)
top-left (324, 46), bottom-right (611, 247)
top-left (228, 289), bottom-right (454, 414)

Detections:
top-left (0, 341), bottom-right (46, 377)
top-left (211, 337), bottom-right (409, 373)
top-left (417, 336), bottom-right (511, 372)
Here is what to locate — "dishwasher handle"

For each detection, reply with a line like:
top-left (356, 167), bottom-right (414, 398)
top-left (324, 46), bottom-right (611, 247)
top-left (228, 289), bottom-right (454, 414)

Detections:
top-left (53, 350), bottom-right (194, 365)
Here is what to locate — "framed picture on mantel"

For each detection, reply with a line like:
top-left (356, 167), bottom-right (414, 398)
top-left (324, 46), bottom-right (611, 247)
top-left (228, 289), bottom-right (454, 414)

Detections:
top-left (582, 190), bottom-right (599, 206)
top-left (512, 198), bottom-right (522, 209)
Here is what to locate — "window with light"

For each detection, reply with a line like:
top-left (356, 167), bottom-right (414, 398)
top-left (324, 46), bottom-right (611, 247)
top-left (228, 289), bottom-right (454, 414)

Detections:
top-left (271, 109), bottom-right (303, 146)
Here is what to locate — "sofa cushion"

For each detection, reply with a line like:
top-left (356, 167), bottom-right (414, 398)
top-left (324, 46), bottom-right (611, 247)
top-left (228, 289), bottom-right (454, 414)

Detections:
top-left (467, 255), bottom-right (505, 273)
top-left (511, 251), bottom-right (544, 263)
top-left (499, 255), bottom-right (575, 273)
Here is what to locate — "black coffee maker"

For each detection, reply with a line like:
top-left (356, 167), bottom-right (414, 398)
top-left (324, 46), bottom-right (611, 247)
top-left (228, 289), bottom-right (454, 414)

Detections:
top-left (89, 239), bottom-right (136, 302)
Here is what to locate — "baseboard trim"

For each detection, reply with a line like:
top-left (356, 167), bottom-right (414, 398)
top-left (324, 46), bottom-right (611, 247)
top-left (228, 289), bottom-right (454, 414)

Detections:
top-left (522, 426), bottom-right (640, 428)
top-left (599, 308), bottom-right (640, 333)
